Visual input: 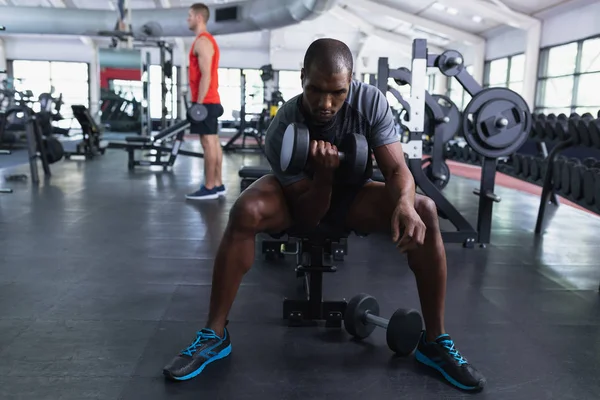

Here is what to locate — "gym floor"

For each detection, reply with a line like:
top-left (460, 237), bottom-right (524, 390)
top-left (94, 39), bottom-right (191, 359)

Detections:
top-left (0, 145), bottom-right (599, 400)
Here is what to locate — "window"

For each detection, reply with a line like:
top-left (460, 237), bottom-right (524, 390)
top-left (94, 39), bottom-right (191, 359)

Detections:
top-left (483, 54), bottom-right (524, 96)
top-left (243, 69), bottom-right (265, 115)
top-left (278, 70), bottom-right (301, 103)
top-left (218, 68), bottom-right (241, 121)
top-left (447, 65), bottom-right (473, 110)
top-left (12, 60), bottom-right (90, 127)
top-left (149, 65), bottom-right (178, 120)
top-left (536, 36), bottom-right (600, 114)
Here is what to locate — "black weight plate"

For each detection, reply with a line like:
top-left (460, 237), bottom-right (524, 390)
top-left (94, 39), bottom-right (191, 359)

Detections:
top-left (589, 120), bottom-right (600, 149)
top-left (386, 309), bottom-right (423, 356)
top-left (462, 88), bottom-right (531, 158)
top-left (553, 158), bottom-right (564, 191)
top-left (512, 154), bottom-right (522, 176)
top-left (568, 118), bottom-right (580, 144)
top-left (583, 168), bottom-right (596, 205)
top-left (561, 162), bottom-right (574, 196)
top-left (594, 169), bottom-right (600, 212)
top-left (583, 157), bottom-right (597, 168)
top-left (344, 294), bottom-right (379, 339)
top-left (461, 145), bottom-right (470, 161)
top-left (341, 133), bottom-right (369, 182)
top-left (555, 115), bottom-right (569, 141)
top-left (570, 165), bottom-right (585, 200)
top-left (545, 115), bottom-right (557, 142)
top-left (521, 155), bottom-right (530, 179)
top-left (530, 156), bottom-right (540, 181)
top-left (280, 123), bottom-right (309, 174)
top-left (578, 118), bottom-right (592, 147)
top-left (432, 94), bottom-right (461, 143)
top-left (422, 158), bottom-right (450, 190)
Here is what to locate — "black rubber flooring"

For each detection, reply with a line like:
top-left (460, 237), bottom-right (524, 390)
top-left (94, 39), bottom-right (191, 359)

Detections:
top-left (0, 145), bottom-right (599, 399)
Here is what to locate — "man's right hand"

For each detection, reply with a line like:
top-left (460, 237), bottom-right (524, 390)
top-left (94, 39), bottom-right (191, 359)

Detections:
top-left (309, 140), bottom-right (340, 178)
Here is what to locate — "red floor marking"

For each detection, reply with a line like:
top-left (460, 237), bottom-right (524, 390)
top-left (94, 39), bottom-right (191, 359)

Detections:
top-left (445, 160), bottom-right (595, 216)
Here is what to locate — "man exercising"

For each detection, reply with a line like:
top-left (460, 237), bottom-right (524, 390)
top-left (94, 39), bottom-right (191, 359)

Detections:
top-left (185, 3), bottom-right (226, 200)
top-left (164, 38), bottom-right (486, 392)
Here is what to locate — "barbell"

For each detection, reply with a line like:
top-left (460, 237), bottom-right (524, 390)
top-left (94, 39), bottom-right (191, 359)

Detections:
top-left (280, 123), bottom-right (369, 180)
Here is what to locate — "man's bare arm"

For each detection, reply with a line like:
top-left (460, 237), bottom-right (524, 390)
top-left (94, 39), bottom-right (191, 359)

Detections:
top-left (373, 142), bottom-right (415, 208)
top-left (195, 37), bottom-right (214, 103)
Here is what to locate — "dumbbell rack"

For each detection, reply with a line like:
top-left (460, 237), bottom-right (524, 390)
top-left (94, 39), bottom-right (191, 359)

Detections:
top-left (378, 39), bottom-right (531, 247)
top-left (534, 112), bottom-right (600, 233)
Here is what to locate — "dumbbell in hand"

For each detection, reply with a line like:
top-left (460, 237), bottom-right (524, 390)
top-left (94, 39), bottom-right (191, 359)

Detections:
top-left (344, 293), bottom-right (423, 356)
top-left (280, 122), bottom-right (369, 178)
top-left (186, 103), bottom-right (208, 123)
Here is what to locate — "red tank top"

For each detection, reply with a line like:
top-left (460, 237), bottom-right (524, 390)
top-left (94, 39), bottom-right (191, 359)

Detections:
top-left (189, 32), bottom-right (220, 104)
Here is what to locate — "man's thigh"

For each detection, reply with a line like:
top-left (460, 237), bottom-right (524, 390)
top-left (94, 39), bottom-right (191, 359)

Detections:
top-left (345, 182), bottom-right (434, 235)
top-left (344, 181), bottom-right (395, 234)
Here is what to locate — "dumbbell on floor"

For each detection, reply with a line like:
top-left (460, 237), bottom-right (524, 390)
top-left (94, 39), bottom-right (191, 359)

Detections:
top-left (280, 123), bottom-right (369, 179)
top-left (344, 293), bottom-right (423, 356)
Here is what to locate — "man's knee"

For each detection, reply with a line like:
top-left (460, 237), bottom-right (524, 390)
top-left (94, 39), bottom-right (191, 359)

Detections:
top-left (229, 192), bottom-right (266, 232)
top-left (416, 196), bottom-right (438, 227)
top-left (228, 176), bottom-right (286, 233)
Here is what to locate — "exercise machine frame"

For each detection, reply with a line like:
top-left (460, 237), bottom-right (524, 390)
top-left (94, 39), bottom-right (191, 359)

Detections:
top-left (377, 40), bottom-right (501, 247)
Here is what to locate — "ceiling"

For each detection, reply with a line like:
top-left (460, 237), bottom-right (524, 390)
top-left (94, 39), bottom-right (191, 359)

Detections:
top-left (0, 0), bottom-right (574, 53)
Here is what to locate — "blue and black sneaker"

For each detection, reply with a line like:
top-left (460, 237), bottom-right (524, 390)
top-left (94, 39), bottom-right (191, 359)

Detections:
top-left (415, 332), bottom-right (486, 391)
top-left (215, 184), bottom-right (227, 196)
top-left (163, 327), bottom-right (231, 381)
top-left (186, 185), bottom-right (220, 200)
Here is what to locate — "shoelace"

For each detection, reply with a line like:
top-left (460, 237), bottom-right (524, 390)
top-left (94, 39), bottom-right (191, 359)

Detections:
top-left (181, 329), bottom-right (220, 357)
top-left (439, 339), bottom-right (468, 365)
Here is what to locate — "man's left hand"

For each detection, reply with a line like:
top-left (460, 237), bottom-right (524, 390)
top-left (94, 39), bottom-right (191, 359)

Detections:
top-left (391, 202), bottom-right (426, 253)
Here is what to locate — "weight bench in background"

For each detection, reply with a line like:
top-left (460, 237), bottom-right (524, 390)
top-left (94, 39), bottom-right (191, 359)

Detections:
top-left (107, 118), bottom-right (203, 170)
top-left (264, 224), bottom-right (349, 327)
top-left (67, 105), bottom-right (108, 159)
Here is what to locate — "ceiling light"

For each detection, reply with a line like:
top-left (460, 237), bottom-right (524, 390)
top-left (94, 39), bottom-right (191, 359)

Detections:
top-left (446, 7), bottom-right (459, 15)
top-left (431, 2), bottom-right (446, 11)
top-left (472, 15), bottom-right (483, 23)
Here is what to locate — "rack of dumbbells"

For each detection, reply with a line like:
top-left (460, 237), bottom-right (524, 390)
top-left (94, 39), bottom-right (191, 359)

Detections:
top-left (532, 112), bottom-right (600, 231)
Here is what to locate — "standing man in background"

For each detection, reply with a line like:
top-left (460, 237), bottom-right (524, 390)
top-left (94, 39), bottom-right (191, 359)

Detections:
top-left (186, 3), bottom-right (226, 200)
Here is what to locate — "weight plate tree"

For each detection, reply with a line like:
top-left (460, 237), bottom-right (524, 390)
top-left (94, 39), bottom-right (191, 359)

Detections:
top-left (377, 39), bottom-right (532, 246)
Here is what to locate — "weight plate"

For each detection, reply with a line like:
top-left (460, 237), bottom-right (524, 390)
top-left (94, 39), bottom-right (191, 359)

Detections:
top-left (561, 161), bottom-right (574, 196)
top-left (186, 103), bottom-right (208, 123)
top-left (521, 155), bottom-right (530, 179)
top-left (512, 154), bottom-right (522, 176)
top-left (422, 158), bottom-right (450, 190)
top-left (590, 120), bottom-right (600, 149)
top-left (578, 119), bottom-right (592, 147)
top-left (583, 168), bottom-right (596, 205)
top-left (341, 133), bottom-right (369, 182)
top-left (530, 156), bottom-right (540, 181)
top-left (280, 123), bottom-right (310, 175)
top-left (553, 158), bottom-right (564, 191)
top-left (386, 309), bottom-right (423, 356)
top-left (570, 165), bottom-right (585, 200)
top-left (432, 94), bottom-right (461, 143)
top-left (462, 88), bottom-right (531, 158)
top-left (344, 293), bottom-right (379, 339)
top-left (555, 116), bottom-right (569, 142)
top-left (594, 169), bottom-right (600, 212)
top-left (568, 118), bottom-right (580, 144)
top-left (438, 50), bottom-right (463, 76)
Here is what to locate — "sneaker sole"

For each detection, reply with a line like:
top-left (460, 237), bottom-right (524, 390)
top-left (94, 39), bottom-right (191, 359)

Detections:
top-left (217, 190), bottom-right (226, 196)
top-left (185, 193), bottom-right (220, 200)
top-left (415, 350), bottom-right (482, 391)
top-left (163, 344), bottom-right (232, 381)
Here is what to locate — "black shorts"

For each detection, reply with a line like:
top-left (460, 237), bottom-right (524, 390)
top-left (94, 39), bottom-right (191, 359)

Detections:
top-left (189, 103), bottom-right (224, 135)
top-left (320, 180), bottom-right (370, 230)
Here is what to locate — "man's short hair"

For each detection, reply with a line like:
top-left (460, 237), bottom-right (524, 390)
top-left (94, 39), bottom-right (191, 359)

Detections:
top-left (303, 38), bottom-right (354, 76)
top-left (190, 3), bottom-right (210, 23)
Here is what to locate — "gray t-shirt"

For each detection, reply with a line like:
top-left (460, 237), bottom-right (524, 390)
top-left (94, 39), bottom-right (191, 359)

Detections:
top-left (264, 79), bottom-right (399, 186)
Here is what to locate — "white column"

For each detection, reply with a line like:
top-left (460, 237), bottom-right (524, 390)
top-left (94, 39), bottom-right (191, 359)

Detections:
top-left (0, 38), bottom-right (6, 73)
top-left (176, 38), bottom-right (187, 120)
top-left (523, 21), bottom-right (542, 110)
top-left (435, 73), bottom-right (448, 95)
top-left (471, 40), bottom-right (486, 85)
top-left (85, 39), bottom-right (101, 121)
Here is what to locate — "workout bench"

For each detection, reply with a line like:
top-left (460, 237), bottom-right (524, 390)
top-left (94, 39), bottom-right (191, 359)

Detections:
top-left (265, 224), bottom-right (349, 327)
